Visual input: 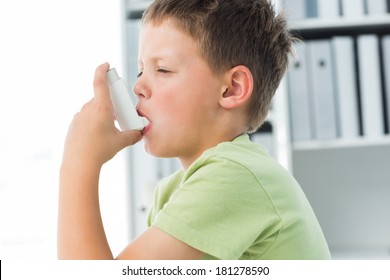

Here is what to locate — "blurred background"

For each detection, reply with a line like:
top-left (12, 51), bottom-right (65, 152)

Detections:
top-left (0, 0), bottom-right (130, 258)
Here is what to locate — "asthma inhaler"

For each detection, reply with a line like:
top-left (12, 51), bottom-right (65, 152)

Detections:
top-left (107, 68), bottom-right (149, 131)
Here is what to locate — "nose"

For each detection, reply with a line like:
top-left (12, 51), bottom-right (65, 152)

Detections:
top-left (133, 76), bottom-right (149, 100)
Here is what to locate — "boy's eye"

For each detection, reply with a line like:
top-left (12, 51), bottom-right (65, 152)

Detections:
top-left (136, 68), bottom-right (172, 78)
top-left (157, 68), bottom-right (171, 74)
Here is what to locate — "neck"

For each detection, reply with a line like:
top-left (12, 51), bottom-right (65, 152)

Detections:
top-left (178, 130), bottom-right (246, 170)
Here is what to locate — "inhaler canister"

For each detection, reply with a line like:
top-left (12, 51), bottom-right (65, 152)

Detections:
top-left (107, 68), bottom-right (149, 131)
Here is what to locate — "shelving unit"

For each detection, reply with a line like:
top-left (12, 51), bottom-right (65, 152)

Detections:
top-left (277, 2), bottom-right (390, 258)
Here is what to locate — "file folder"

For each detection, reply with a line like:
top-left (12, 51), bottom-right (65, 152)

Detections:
top-left (341, 0), bottom-right (365, 17)
top-left (306, 0), bottom-right (318, 18)
top-left (283, 0), bottom-right (306, 21)
top-left (287, 42), bottom-right (313, 142)
top-left (366, 0), bottom-right (388, 15)
top-left (382, 35), bottom-right (390, 133)
top-left (357, 35), bottom-right (384, 138)
top-left (317, 0), bottom-right (340, 18)
top-left (307, 40), bottom-right (338, 140)
top-left (331, 36), bottom-right (359, 139)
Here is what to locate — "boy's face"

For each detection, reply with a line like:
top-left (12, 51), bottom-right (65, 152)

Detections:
top-left (135, 19), bottom-right (227, 168)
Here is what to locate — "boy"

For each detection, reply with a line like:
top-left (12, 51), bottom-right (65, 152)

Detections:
top-left (58, 0), bottom-right (331, 259)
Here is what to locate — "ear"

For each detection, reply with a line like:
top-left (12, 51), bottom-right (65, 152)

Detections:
top-left (219, 65), bottom-right (253, 109)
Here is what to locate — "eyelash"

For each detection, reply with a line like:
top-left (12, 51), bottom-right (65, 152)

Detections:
top-left (136, 68), bottom-right (171, 78)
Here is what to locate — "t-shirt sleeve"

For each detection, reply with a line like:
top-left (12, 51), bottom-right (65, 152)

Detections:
top-left (150, 157), bottom-right (283, 259)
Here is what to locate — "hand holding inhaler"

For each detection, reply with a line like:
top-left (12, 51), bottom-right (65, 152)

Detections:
top-left (62, 64), bottom-right (143, 168)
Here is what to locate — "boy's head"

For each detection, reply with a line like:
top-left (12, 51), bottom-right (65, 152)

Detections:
top-left (143, 0), bottom-right (293, 132)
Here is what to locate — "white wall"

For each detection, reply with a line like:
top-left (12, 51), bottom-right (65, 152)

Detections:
top-left (0, 0), bottom-right (130, 259)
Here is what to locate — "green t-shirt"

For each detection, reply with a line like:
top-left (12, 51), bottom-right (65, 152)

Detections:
top-left (147, 134), bottom-right (331, 259)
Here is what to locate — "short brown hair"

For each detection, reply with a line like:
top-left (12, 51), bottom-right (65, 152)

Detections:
top-left (143, 0), bottom-right (293, 132)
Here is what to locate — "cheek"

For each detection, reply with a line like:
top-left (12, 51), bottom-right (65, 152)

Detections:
top-left (161, 106), bottom-right (192, 129)
top-left (152, 77), bottom-right (220, 126)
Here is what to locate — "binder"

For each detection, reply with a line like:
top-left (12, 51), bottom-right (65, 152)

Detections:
top-left (306, 0), bottom-right (318, 18)
top-left (331, 36), bottom-right (359, 139)
top-left (307, 40), bottom-right (338, 140)
top-left (287, 42), bottom-right (313, 142)
top-left (341, 0), bottom-right (365, 17)
top-left (366, 0), bottom-right (388, 15)
top-left (317, 0), bottom-right (340, 18)
top-left (357, 35), bottom-right (384, 138)
top-left (382, 35), bottom-right (390, 133)
top-left (283, 0), bottom-right (306, 21)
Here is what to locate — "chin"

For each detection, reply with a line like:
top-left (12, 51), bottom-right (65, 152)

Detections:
top-left (143, 140), bottom-right (174, 158)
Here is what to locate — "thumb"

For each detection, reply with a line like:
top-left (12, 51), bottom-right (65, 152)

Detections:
top-left (116, 130), bottom-right (143, 150)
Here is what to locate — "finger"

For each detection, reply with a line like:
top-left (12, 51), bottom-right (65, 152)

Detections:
top-left (116, 130), bottom-right (143, 150)
top-left (93, 62), bottom-right (112, 107)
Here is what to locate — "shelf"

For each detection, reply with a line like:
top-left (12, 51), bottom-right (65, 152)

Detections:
top-left (331, 247), bottom-right (390, 260)
top-left (289, 15), bottom-right (390, 38)
top-left (292, 135), bottom-right (390, 151)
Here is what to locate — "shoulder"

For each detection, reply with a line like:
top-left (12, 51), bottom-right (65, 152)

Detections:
top-left (177, 136), bottom-right (281, 212)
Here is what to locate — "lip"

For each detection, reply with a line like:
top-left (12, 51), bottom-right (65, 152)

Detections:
top-left (141, 121), bottom-right (152, 136)
top-left (136, 107), bottom-right (148, 120)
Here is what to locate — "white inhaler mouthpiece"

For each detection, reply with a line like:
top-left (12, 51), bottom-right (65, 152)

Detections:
top-left (107, 68), bottom-right (149, 131)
